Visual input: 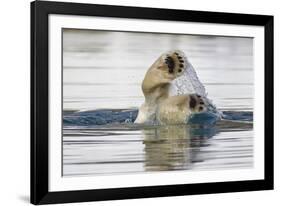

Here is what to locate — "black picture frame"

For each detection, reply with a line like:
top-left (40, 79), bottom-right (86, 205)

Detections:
top-left (31, 0), bottom-right (274, 204)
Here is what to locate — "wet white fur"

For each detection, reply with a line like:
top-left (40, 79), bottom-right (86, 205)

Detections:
top-left (134, 50), bottom-right (206, 125)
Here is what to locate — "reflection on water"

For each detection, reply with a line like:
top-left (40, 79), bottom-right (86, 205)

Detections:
top-left (143, 125), bottom-right (195, 171)
top-left (63, 121), bottom-right (253, 176)
top-left (62, 29), bottom-right (254, 176)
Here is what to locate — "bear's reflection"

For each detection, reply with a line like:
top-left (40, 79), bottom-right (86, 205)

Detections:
top-left (142, 124), bottom-right (217, 171)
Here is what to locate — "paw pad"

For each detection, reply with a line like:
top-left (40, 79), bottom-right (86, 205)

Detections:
top-left (163, 50), bottom-right (187, 76)
top-left (165, 56), bottom-right (175, 73)
top-left (189, 94), bottom-right (207, 113)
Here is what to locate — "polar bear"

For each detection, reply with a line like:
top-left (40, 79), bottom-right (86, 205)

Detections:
top-left (134, 50), bottom-right (206, 124)
top-left (156, 94), bottom-right (206, 125)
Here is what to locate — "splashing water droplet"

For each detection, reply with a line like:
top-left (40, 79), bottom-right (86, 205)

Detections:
top-left (170, 60), bottom-right (207, 97)
top-left (170, 57), bottom-right (222, 120)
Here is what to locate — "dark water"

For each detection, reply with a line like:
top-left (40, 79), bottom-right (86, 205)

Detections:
top-left (62, 29), bottom-right (253, 176)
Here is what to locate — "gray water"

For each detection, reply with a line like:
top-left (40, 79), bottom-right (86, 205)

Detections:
top-left (62, 29), bottom-right (254, 176)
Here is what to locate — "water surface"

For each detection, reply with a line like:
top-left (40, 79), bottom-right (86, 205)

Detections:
top-left (62, 29), bottom-right (254, 176)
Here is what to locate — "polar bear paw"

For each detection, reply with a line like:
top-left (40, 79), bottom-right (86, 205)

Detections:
top-left (156, 93), bottom-right (207, 125)
top-left (188, 94), bottom-right (207, 113)
top-left (163, 50), bottom-right (187, 78)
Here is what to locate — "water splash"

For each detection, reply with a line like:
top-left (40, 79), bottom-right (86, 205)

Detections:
top-left (170, 60), bottom-right (207, 97)
top-left (170, 57), bottom-right (222, 120)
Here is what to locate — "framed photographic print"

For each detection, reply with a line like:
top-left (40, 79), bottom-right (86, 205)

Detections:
top-left (31, 0), bottom-right (274, 204)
